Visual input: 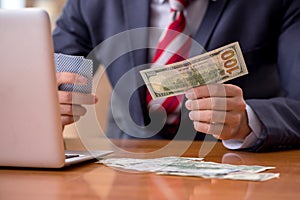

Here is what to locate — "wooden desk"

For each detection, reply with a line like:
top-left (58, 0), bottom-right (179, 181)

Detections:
top-left (1, 138), bottom-right (300, 200)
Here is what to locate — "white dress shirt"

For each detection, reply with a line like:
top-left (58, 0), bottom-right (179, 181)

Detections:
top-left (150, 0), bottom-right (263, 150)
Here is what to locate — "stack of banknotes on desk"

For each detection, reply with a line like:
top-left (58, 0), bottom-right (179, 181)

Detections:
top-left (99, 157), bottom-right (279, 182)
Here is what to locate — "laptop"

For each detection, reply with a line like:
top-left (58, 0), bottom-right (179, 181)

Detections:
top-left (0, 8), bottom-right (112, 168)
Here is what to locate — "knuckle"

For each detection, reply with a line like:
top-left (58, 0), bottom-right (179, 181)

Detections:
top-left (207, 111), bottom-right (213, 122)
top-left (240, 101), bottom-right (246, 110)
top-left (236, 86), bottom-right (243, 96)
top-left (236, 99), bottom-right (246, 110)
top-left (229, 84), bottom-right (241, 92)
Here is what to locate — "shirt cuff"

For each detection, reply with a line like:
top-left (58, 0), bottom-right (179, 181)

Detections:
top-left (222, 104), bottom-right (263, 150)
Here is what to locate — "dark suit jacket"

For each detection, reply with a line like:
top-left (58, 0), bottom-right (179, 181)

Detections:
top-left (53, 0), bottom-right (300, 151)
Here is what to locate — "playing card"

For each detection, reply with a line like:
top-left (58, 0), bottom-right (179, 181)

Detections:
top-left (54, 53), bottom-right (93, 93)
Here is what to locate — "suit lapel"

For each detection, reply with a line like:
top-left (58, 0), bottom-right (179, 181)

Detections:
top-left (194, 0), bottom-right (229, 50)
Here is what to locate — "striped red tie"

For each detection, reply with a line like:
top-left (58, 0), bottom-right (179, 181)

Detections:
top-left (147, 0), bottom-right (191, 126)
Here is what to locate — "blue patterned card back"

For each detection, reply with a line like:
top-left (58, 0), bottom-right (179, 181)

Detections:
top-left (54, 53), bottom-right (93, 93)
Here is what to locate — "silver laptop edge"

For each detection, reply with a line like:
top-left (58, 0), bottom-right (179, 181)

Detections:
top-left (0, 8), bottom-right (112, 168)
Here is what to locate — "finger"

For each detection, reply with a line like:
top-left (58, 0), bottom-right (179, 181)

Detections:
top-left (73, 116), bottom-right (81, 122)
top-left (62, 116), bottom-right (80, 125)
top-left (56, 72), bottom-right (87, 86)
top-left (60, 104), bottom-right (87, 117)
top-left (185, 84), bottom-right (243, 99)
top-left (185, 97), bottom-right (227, 111)
top-left (58, 91), bottom-right (97, 105)
top-left (185, 96), bottom-right (246, 111)
top-left (193, 121), bottom-right (224, 135)
top-left (193, 121), bottom-right (234, 140)
top-left (61, 116), bottom-right (76, 126)
top-left (189, 110), bottom-right (225, 123)
top-left (189, 110), bottom-right (242, 127)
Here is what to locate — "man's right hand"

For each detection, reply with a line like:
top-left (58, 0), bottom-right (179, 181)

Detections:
top-left (56, 72), bottom-right (97, 128)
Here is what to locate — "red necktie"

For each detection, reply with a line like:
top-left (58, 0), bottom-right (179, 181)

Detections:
top-left (147, 0), bottom-right (191, 126)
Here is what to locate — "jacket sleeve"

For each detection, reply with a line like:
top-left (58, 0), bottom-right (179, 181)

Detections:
top-left (246, 0), bottom-right (300, 152)
top-left (52, 0), bottom-right (92, 56)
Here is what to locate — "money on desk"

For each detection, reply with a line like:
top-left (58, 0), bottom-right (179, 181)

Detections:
top-left (98, 157), bottom-right (280, 182)
top-left (140, 42), bottom-right (248, 99)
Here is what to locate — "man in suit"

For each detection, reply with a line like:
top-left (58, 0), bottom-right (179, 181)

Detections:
top-left (53, 0), bottom-right (300, 151)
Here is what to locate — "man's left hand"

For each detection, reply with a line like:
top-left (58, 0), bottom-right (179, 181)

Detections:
top-left (185, 84), bottom-right (251, 140)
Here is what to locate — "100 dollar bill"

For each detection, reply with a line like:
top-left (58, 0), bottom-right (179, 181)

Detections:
top-left (140, 42), bottom-right (248, 99)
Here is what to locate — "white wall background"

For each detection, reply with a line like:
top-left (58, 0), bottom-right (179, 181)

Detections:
top-left (0, 0), bottom-right (26, 9)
